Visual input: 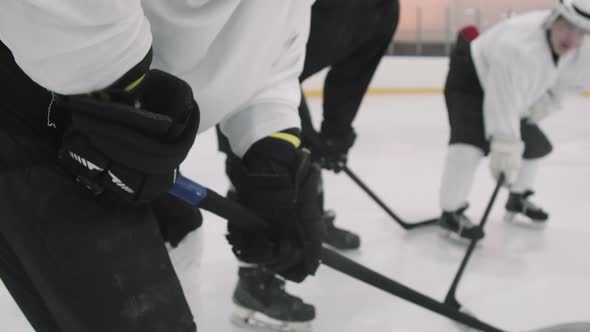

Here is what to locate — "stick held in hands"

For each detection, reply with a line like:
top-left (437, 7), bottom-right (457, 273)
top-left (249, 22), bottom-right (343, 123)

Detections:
top-left (169, 174), bottom-right (506, 332)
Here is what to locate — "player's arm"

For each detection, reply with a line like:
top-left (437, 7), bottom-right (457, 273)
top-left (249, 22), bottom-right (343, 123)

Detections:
top-left (222, 5), bottom-right (323, 282)
top-left (481, 47), bottom-right (529, 182)
top-left (0, 1), bottom-right (152, 94)
top-left (0, 1), bottom-right (200, 204)
top-left (219, 4), bottom-right (311, 158)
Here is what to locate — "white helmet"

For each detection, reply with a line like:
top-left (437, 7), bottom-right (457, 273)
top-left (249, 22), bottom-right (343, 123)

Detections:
top-left (556, 0), bottom-right (590, 31)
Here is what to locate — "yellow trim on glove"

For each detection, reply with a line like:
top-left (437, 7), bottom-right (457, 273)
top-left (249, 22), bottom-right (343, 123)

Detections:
top-left (270, 132), bottom-right (301, 148)
top-left (124, 74), bottom-right (146, 92)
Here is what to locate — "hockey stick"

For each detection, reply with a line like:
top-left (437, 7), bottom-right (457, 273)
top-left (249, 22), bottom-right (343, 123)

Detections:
top-left (342, 166), bottom-right (439, 229)
top-left (444, 175), bottom-right (505, 311)
top-left (169, 174), bottom-right (505, 332)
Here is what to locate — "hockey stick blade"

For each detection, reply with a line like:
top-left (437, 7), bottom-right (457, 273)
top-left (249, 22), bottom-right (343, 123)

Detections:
top-left (170, 175), bottom-right (505, 332)
top-left (343, 166), bottom-right (438, 229)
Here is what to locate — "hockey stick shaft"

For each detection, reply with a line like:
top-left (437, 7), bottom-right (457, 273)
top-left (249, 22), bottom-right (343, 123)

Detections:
top-left (342, 166), bottom-right (438, 229)
top-left (170, 175), bottom-right (505, 332)
top-left (169, 175), bottom-right (267, 231)
top-left (321, 249), bottom-right (504, 332)
top-left (445, 175), bottom-right (505, 307)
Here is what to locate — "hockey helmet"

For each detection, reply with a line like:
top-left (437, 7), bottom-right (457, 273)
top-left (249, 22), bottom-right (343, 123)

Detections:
top-left (555, 0), bottom-right (590, 31)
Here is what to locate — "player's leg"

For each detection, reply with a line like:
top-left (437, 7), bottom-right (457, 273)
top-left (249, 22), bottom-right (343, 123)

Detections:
top-left (0, 164), bottom-right (196, 332)
top-left (439, 26), bottom-right (487, 241)
top-left (504, 122), bottom-right (553, 223)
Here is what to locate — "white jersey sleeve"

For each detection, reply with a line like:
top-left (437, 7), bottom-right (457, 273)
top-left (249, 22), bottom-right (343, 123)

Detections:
top-left (219, 2), bottom-right (311, 157)
top-left (470, 11), bottom-right (560, 141)
top-left (0, 1), bottom-right (152, 94)
top-left (480, 45), bottom-right (535, 141)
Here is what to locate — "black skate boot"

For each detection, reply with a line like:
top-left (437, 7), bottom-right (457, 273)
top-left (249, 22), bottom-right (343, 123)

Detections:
top-left (439, 204), bottom-right (484, 241)
top-left (504, 190), bottom-right (548, 223)
top-left (322, 209), bottom-right (360, 250)
top-left (231, 266), bottom-right (315, 332)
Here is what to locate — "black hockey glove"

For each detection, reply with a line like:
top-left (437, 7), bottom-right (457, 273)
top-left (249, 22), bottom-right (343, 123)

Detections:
top-left (152, 193), bottom-right (203, 248)
top-left (56, 69), bottom-right (199, 204)
top-left (225, 133), bottom-right (325, 283)
top-left (315, 123), bottom-right (356, 173)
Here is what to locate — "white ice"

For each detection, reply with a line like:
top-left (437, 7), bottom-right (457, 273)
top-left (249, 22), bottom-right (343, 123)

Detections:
top-left (2, 93), bottom-right (590, 331)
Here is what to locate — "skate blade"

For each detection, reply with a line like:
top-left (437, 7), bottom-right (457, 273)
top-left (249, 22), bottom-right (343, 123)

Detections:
top-left (503, 212), bottom-right (547, 229)
top-left (439, 229), bottom-right (483, 247)
top-left (230, 304), bottom-right (312, 332)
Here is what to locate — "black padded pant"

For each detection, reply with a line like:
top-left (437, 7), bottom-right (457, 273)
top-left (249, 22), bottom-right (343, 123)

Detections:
top-left (299, 0), bottom-right (400, 145)
top-left (0, 116), bottom-right (196, 332)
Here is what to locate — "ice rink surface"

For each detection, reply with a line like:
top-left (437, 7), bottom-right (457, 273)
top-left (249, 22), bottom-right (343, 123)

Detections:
top-left (2, 93), bottom-right (589, 331)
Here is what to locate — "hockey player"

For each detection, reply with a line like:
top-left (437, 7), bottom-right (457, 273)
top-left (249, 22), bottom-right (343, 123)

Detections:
top-left (147, 1), bottom-right (321, 330)
top-left (213, 1), bottom-right (400, 330)
top-left (0, 1), bottom-right (322, 332)
top-left (439, 0), bottom-right (590, 241)
top-left (299, 0), bottom-right (400, 251)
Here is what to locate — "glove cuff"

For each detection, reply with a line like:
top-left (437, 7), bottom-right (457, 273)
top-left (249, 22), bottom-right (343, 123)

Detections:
top-left (320, 122), bottom-right (355, 139)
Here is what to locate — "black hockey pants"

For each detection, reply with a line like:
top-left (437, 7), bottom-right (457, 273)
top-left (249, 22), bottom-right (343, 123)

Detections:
top-left (299, 0), bottom-right (400, 146)
top-left (0, 59), bottom-right (196, 332)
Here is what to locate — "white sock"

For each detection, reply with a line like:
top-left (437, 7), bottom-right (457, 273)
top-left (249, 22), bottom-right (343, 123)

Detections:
top-left (439, 144), bottom-right (484, 212)
top-left (510, 158), bottom-right (541, 193)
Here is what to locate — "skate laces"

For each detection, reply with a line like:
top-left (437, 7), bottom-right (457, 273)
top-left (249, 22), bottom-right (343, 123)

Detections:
top-left (521, 190), bottom-right (543, 212)
top-left (456, 214), bottom-right (477, 235)
top-left (256, 273), bottom-right (299, 303)
top-left (269, 277), bottom-right (307, 306)
top-left (454, 205), bottom-right (476, 228)
top-left (458, 214), bottom-right (474, 227)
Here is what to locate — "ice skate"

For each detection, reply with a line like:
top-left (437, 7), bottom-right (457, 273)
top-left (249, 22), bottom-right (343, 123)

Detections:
top-left (231, 267), bottom-right (315, 332)
top-left (504, 190), bottom-right (548, 224)
top-left (439, 204), bottom-right (484, 242)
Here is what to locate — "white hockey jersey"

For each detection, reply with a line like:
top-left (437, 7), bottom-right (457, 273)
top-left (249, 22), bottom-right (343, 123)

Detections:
top-left (470, 10), bottom-right (590, 141)
top-left (143, 0), bottom-right (312, 156)
top-left (0, 1), bottom-right (152, 95)
top-left (0, 0), bottom-right (313, 157)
